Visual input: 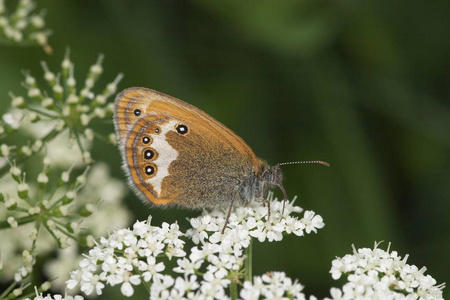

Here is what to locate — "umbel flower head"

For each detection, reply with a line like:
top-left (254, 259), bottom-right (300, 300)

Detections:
top-left (0, 161), bottom-right (131, 297)
top-left (326, 242), bottom-right (445, 300)
top-left (66, 197), bottom-right (325, 298)
top-left (0, 0), bottom-right (52, 53)
top-left (3, 49), bottom-right (122, 164)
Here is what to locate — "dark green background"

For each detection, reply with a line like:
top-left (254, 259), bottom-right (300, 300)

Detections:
top-left (0, 1), bottom-right (448, 298)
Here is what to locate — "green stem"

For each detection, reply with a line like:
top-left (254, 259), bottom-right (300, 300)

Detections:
top-left (26, 106), bottom-right (59, 119)
top-left (229, 281), bottom-right (238, 300)
top-left (0, 280), bottom-right (18, 299)
top-left (134, 266), bottom-right (151, 293)
top-left (54, 222), bottom-right (78, 241)
top-left (0, 215), bottom-right (36, 229)
top-left (73, 129), bottom-right (86, 154)
top-left (244, 238), bottom-right (253, 283)
top-left (42, 220), bottom-right (62, 245)
top-left (31, 221), bottom-right (41, 250)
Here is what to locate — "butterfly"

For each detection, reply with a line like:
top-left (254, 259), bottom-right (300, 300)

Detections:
top-left (114, 87), bottom-right (329, 232)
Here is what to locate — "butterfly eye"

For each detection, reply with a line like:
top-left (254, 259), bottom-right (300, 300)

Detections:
top-left (142, 136), bottom-right (152, 144)
top-left (134, 109), bottom-right (141, 116)
top-left (176, 124), bottom-right (188, 135)
top-left (143, 149), bottom-right (155, 160)
top-left (144, 165), bottom-right (156, 176)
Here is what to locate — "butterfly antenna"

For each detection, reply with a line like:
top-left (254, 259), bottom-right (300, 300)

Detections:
top-left (278, 160), bottom-right (330, 167)
top-left (278, 160), bottom-right (330, 214)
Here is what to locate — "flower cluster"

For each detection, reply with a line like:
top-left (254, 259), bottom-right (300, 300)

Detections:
top-left (0, 160), bottom-right (91, 283)
top-left (0, 44), bottom-right (128, 299)
top-left (240, 272), bottom-right (308, 300)
top-left (3, 50), bottom-right (122, 164)
top-left (66, 219), bottom-right (185, 297)
top-left (326, 242), bottom-right (445, 300)
top-left (187, 195), bottom-right (324, 244)
top-left (0, 0), bottom-right (51, 53)
top-left (0, 162), bottom-right (131, 292)
top-left (26, 296), bottom-right (83, 300)
top-left (25, 290), bottom-right (84, 300)
top-left (66, 198), bottom-right (325, 298)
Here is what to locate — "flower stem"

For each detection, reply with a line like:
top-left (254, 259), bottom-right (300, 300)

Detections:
top-left (244, 238), bottom-right (253, 283)
top-left (0, 280), bottom-right (18, 299)
top-left (229, 281), bottom-right (238, 300)
top-left (0, 215), bottom-right (35, 229)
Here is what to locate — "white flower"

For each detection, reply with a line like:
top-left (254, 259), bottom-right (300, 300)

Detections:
top-left (138, 256), bottom-right (165, 281)
top-left (80, 272), bottom-right (105, 295)
top-left (161, 222), bottom-right (185, 248)
top-left (201, 271), bottom-right (230, 298)
top-left (174, 275), bottom-right (200, 295)
top-left (301, 210), bottom-right (324, 234)
top-left (173, 257), bottom-right (202, 275)
top-left (119, 272), bottom-right (141, 297)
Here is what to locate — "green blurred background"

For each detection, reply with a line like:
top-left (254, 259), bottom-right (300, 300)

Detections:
top-left (0, 1), bottom-right (449, 298)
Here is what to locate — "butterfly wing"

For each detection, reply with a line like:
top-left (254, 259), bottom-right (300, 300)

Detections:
top-left (114, 87), bottom-right (263, 207)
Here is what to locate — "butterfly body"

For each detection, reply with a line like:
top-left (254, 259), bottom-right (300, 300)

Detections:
top-left (114, 87), bottom-right (284, 210)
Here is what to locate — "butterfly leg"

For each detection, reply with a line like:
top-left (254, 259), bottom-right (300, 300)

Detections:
top-left (222, 196), bottom-right (235, 234)
top-left (262, 198), bottom-right (271, 221)
top-left (222, 190), bottom-right (241, 234)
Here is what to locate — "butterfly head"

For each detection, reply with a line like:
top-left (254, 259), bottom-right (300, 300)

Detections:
top-left (262, 164), bottom-right (284, 187)
top-left (260, 163), bottom-right (288, 209)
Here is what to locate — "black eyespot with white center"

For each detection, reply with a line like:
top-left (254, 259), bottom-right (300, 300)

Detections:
top-left (144, 149), bottom-right (154, 160)
top-left (155, 127), bottom-right (160, 134)
top-left (134, 109), bottom-right (141, 116)
top-left (176, 124), bottom-right (188, 135)
top-left (142, 136), bottom-right (151, 144)
top-left (144, 165), bottom-right (155, 175)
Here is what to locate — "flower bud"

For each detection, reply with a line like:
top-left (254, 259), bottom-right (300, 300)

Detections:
top-left (0, 144), bottom-right (10, 157)
top-left (20, 145), bottom-right (32, 156)
top-left (7, 216), bottom-right (18, 228)
top-left (53, 84), bottom-right (63, 100)
top-left (28, 88), bottom-right (42, 100)
top-left (13, 287), bottom-right (22, 296)
top-left (41, 281), bottom-right (51, 291)
top-left (5, 198), bottom-right (17, 210)
top-left (42, 97), bottom-right (54, 108)
top-left (80, 114), bottom-right (90, 126)
top-left (10, 166), bottom-right (22, 182)
top-left (17, 182), bottom-right (29, 199)
top-left (32, 140), bottom-right (43, 152)
top-left (25, 75), bottom-right (36, 86)
top-left (11, 96), bottom-right (26, 108)
top-left (84, 128), bottom-right (94, 141)
top-left (95, 94), bottom-right (106, 105)
top-left (79, 203), bottom-right (95, 217)
top-left (46, 219), bottom-right (56, 230)
top-left (62, 190), bottom-right (76, 205)
top-left (67, 221), bottom-right (78, 233)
